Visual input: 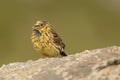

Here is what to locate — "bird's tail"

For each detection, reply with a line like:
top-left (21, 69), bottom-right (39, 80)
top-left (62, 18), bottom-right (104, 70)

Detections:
top-left (60, 51), bottom-right (67, 56)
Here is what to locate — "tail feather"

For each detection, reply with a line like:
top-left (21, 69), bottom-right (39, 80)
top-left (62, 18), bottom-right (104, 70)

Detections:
top-left (60, 51), bottom-right (67, 56)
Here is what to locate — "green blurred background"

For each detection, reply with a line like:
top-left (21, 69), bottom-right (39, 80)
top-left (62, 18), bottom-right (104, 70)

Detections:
top-left (0, 0), bottom-right (120, 66)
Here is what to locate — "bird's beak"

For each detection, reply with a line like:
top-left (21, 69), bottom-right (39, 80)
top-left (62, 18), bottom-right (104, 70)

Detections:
top-left (32, 26), bottom-right (39, 30)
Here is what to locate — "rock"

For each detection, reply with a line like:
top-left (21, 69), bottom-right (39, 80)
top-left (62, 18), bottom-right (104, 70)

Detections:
top-left (0, 46), bottom-right (120, 80)
top-left (84, 57), bottom-right (120, 80)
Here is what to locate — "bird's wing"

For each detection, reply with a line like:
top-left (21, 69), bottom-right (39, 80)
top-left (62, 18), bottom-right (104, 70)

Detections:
top-left (50, 28), bottom-right (65, 49)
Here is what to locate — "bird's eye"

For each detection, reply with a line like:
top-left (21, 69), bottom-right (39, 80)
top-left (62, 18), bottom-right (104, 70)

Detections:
top-left (40, 24), bottom-right (43, 26)
top-left (34, 29), bottom-right (41, 37)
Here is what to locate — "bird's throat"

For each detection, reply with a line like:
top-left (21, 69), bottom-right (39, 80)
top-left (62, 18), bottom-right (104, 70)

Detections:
top-left (34, 29), bottom-right (41, 37)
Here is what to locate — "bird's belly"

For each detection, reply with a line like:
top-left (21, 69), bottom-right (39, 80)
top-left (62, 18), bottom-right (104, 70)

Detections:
top-left (33, 41), bottom-right (59, 57)
top-left (42, 46), bottom-right (59, 57)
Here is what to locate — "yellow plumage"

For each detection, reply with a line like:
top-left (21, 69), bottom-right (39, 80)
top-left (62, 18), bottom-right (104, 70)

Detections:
top-left (31, 20), bottom-right (67, 58)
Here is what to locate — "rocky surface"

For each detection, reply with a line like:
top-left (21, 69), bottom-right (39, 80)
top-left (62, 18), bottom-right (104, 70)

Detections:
top-left (0, 46), bottom-right (120, 80)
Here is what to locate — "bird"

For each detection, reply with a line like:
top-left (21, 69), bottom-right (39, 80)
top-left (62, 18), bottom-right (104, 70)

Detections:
top-left (31, 20), bottom-right (67, 58)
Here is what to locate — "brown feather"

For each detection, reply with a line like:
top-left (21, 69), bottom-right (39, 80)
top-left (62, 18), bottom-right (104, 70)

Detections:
top-left (50, 28), bottom-right (65, 49)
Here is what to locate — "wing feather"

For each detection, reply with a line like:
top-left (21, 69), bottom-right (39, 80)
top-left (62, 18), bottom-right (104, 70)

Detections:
top-left (50, 28), bottom-right (65, 49)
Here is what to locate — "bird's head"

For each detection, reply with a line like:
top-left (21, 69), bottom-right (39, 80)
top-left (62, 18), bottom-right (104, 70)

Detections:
top-left (32, 20), bottom-right (50, 37)
top-left (32, 20), bottom-right (50, 30)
